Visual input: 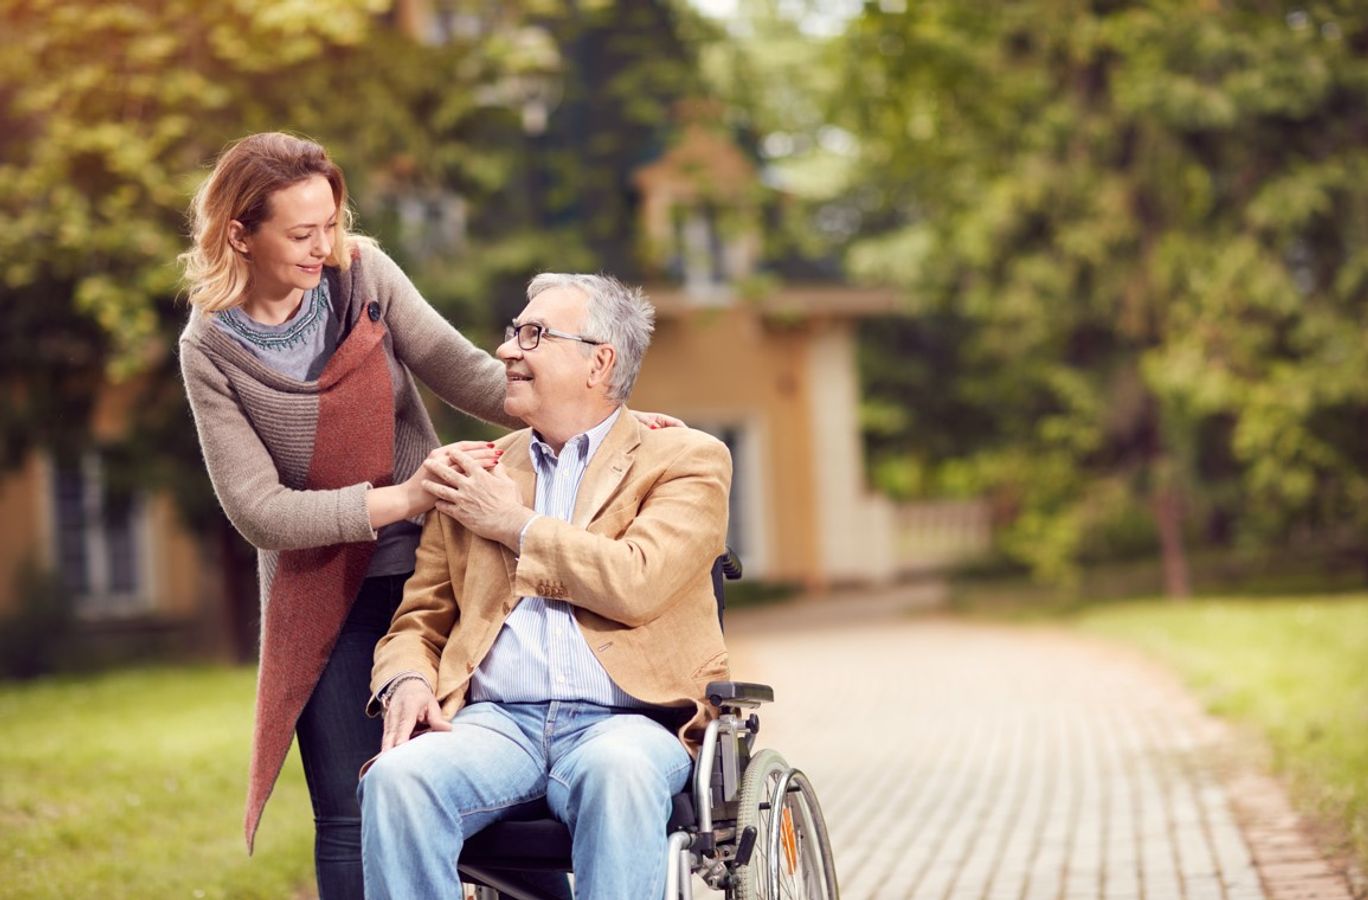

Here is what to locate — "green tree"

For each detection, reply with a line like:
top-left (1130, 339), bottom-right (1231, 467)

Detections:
top-left (0, 0), bottom-right (554, 654)
top-left (520, 0), bottom-right (710, 279)
top-left (837, 1), bottom-right (1368, 593)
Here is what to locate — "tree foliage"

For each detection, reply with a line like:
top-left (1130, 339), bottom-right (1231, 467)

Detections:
top-left (0, 0), bottom-right (708, 653)
top-left (837, 2), bottom-right (1368, 588)
top-left (0, 0), bottom-right (703, 459)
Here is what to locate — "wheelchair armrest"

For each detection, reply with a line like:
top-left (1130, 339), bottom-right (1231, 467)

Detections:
top-left (706, 681), bottom-right (774, 709)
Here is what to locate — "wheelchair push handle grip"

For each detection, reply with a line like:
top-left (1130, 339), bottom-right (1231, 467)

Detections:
top-left (720, 547), bottom-right (743, 581)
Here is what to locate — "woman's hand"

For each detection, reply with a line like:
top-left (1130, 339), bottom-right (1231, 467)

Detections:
top-left (419, 440), bottom-right (502, 501)
top-left (632, 410), bottom-right (686, 430)
top-left (427, 440), bottom-right (503, 471)
top-left (367, 441), bottom-right (501, 530)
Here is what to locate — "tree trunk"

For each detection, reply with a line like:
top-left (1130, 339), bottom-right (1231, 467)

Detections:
top-left (1152, 479), bottom-right (1192, 600)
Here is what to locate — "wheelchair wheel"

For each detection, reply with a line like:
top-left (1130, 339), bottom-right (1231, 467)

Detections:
top-left (730, 749), bottom-right (837, 899)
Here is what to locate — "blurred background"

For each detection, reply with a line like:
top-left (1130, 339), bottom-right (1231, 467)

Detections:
top-left (1, 0), bottom-right (1366, 896)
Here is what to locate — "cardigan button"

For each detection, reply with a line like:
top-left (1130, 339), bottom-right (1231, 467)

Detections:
top-left (367, 301), bottom-right (381, 321)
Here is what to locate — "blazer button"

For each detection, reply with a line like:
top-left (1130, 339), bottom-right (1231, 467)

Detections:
top-left (501, 602), bottom-right (512, 614)
top-left (466, 660), bottom-right (475, 673)
top-left (367, 301), bottom-right (381, 321)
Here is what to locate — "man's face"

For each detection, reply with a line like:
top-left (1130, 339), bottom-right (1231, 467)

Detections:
top-left (497, 286), bottom-right (597, 427)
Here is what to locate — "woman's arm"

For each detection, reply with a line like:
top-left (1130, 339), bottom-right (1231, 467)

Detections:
top-left (364, 244), bottom-right (521, 429)
top-left (181, 340), bottom-right (430, 550)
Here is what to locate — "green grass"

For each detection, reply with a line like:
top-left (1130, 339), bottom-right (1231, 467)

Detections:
top-left (7, 599), bottom-right (1366, 893)
top-left (0, 666), bottom-right (315, 899)
top-left (1073, 595), bottom-right (1368, 866)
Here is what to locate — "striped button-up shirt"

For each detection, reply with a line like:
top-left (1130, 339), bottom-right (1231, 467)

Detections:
top-left (468, 406), bottom-right (644, 707)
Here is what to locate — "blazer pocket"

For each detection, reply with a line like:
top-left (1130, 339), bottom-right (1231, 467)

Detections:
top-left (691, 650), bottom-right (729, 681)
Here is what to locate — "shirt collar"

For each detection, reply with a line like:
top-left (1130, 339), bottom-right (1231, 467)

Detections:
top-left (529, 406), bottom-right (623, 470)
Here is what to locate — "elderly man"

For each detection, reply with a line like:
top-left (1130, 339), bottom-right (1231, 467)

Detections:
top-left (359, 273), bottom-right (732, 899)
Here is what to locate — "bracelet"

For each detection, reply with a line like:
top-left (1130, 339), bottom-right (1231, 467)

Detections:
top-left (379, 672), bottom-right (428, 710)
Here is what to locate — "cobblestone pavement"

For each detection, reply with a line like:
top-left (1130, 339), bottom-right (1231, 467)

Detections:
top-left (722, 584), bottom-right (1359, 900)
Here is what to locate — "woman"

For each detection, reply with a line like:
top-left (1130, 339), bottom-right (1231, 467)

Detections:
top-left (178, 132), bottom-right (672, 898)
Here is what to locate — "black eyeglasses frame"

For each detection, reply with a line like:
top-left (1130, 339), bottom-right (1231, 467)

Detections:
top-left (504, 322), bottom-right (604, 351)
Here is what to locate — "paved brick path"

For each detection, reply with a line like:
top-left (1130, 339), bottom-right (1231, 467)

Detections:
top-left (723, 585), bottom-right (1360, 900)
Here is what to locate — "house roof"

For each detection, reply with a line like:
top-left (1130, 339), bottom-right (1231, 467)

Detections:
top-left (632, 124), bottom-right (757, 201)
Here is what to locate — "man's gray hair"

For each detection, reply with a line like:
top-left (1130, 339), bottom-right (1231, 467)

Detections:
top-left (527, 273), bottom-right (656, 401)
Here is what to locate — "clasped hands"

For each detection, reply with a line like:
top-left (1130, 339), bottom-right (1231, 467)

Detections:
top-left (421, 442), bottom-right (534, 550)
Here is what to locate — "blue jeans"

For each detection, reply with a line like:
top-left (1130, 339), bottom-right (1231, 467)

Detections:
top-left (296, 573), bottom-right (409, 900)
top-left (359, 701), bottom-right (693, 900)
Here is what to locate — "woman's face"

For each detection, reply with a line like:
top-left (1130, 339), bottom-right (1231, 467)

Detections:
top-left (232, 174), bottom-right (338, 302)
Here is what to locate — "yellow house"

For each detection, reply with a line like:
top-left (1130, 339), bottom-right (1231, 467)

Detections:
top-left (0, 378), bottom-right (224, 647)
top-left (626, 109), bottom-right (903, 588)
top-left (633, 290), bottom-right (899, 587)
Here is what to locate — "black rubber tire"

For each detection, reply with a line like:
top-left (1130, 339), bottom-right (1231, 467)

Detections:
top-left (730, 749), bottom-right (838, 900)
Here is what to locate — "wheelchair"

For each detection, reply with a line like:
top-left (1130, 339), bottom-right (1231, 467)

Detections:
top-left (455, 550), bottom-right (839, 900)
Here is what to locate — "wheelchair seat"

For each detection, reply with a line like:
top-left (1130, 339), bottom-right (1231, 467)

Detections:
top-left (459, 792), bottom-right (700, 871)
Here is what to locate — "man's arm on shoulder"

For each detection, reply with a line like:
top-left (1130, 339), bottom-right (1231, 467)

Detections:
top-left (368, 511), bottom-right (462, 715)
top-left (514, 431), bottom-right (732, 627)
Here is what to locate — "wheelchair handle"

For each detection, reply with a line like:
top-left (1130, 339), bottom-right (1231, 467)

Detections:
top-left (720, 547), bottom-right (743, 581)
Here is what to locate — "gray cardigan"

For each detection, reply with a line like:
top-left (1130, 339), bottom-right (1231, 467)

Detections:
top-left (178, 240), bottom-right (518, 849)
top-left (180, 241), bottom-right (516, 552)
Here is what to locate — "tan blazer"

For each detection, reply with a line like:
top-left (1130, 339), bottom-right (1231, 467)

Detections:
top-left (370, 409), bottom-right (734, 751)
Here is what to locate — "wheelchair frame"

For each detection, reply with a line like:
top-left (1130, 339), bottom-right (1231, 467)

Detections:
top-left (456, 553), bottom-right (839, 900)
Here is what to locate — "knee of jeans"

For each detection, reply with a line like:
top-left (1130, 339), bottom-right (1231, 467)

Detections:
top-left (314, 814), bottom-right (362, 861)
top-left (580, 742), bottom-right (683, 799)
top-left (358, 749), bottom-right (430, 814)
top-left (315, 811), bottom-right (362, 832)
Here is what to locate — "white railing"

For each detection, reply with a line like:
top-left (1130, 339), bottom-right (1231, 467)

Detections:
top-left (892, 499), bottom-right (993, 574)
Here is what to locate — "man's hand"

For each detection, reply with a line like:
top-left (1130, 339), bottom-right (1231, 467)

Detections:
top-left (381, 679), bottom-right (451, 752)
top-left (423, 447), bottom-right (534, 550)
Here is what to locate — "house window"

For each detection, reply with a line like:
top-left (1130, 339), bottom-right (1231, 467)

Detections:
top-left (671, 202), bottom-right (729, 294)
top-left (691, 420), bottom-right (767, 576)
top-left (713, 426), bottom-right (747, 560)
top-left (50, 453), bottom-right (150, 617)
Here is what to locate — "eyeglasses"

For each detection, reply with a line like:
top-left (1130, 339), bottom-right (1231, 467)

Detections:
top-left (504, 321), bottom-right (604, 351)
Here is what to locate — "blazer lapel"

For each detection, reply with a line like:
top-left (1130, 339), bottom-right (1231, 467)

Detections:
top-left (572, 408), bottom-right (641, 528)
top-left (501, 431), bottom-right (537, 581)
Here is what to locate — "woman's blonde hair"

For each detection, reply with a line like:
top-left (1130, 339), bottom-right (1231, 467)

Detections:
top-left (180, 132), bottom-right (370, 312)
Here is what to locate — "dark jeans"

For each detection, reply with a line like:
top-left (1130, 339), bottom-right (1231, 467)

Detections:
top-left (296, 572), bottom-right (408, 900)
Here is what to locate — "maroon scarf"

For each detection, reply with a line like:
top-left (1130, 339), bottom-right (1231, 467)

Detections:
top-left (244, 310), bottom-right (394, 850)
